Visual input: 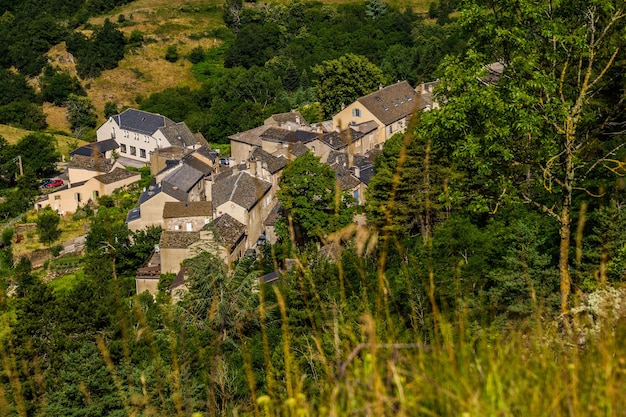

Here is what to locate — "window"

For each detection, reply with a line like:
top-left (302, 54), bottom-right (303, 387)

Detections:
top-left (353, 190), bottom-right (359, 200)
top-left (111, 127), bottom-right (115, 138)
top-left (174, 225), bottom-right (180, 231)
top-left (352, 108), bottom-right (361, 117)
top-left (92, 191), bottom-right (99, 200)
top-left (120, 144), bottom-right (127, 153)
top-left (124, 130), bottom-right (129, 138)
top-left (397, 121), bottom-right (403, 130)
top-left (389, 125), bottom-right (393, 134)
top-left (140, 149), bottom-right (146, 158)
top-left (130, 146), bottom-right (136, 156)
top-left (186, 222), bottom-right (192, 232)
top-left (74, 193), bottom-right (82, 202)
top-left (54, 195), bottom-right (61, 200)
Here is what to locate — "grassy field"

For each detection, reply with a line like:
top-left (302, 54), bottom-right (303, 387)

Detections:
top-left (0, 124), bottom-right (88, 161)
top-left (43, 0), bottom-right (432, 132)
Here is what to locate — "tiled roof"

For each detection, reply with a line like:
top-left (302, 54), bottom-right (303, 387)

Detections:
top-left (160, 231), bottom-right (201, 248)
top-left (357, 81), bottom-right (418, 126)
top-left (71, 139), bottom-right (119, 157)
top-left (228, 124), bottom-right (271, 146)
top-left (264, 203), bottom-right (282, 226)
top-left (288, 142), bottom-right (309, 158)
top-left (249, 147), bottom-right (287, 174)
top-left (193, 145), bottom-right (219, 163)
top-left (158, 123), bottom-right (199, 148)
top-left (69, 155), bottom-right (114, 172)
top-left (329, 163), bottom-right (361, 191)
top-left (320, 128), bottom-right (364, 151)
top-left (183, 154), bottom-right (213, 175)
top-left (127, 207), bottom-right (141, 223)
top-left (264, 111), bottom-right (307, 127)
top-left (210, 213), bottom-right (246, 249)
top-left (358, 163), bottom-right (374, 185)
top-left (113, 108), bottom-right (174, 135)
top-left (163, 201), bottom-right (213, 219)
top-left (260, 127), bottom-right (294, 142)
top-left (353, 120), bottom-right (378, 134)
top-left (162, 163), bottom-right (204, 193)
top-left (212, 171), bottom-right (271, 211)
top-left (94, 167), bottom-right (140, 185)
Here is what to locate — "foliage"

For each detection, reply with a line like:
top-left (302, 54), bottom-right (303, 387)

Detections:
top-left (188, 46), bottom-right (205, 64)
top-left (103, 101), bottom-right (118, 119)
top-left (164, 45), bottom-right (179, 63)
top-left (313, 53), bottom-right (385, 118)
top-left (66, 18), bottom-right (127, 79)
top-left (278, 151), bottom-right (355, 241)
top-left (66, 94), bottom-right (97, 136)
top-left (35, 207), bottom-right (62, 246)
top-left (40, 68), bottom-right (86, 105)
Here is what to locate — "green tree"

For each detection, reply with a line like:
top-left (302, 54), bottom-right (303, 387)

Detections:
top-left (36, 207), bottom-right (61, 246)
top-left (278, 151), bottom-right (355, 241)
top-left (423, 0), bottom-right (626, 312)
top-left (103, 101), bottom-right (118, 119)
top-left (313, 53), bottom-right (385, 118)
top-left (164, 45), bottom-right (179, 62)
top-left (66, 94), bottom-right (97, 137)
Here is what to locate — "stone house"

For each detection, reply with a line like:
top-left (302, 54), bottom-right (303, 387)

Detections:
top-left (332, 81), bottom-right (421, 146)
top-left (163, 201), bottom-right (213, 232)
top-left (96, 108), bottom-right (207, 166)
top-left (212, 171), bottom-right (274, 250)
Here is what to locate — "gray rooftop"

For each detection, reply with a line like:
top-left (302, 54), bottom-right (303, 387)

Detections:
top-left (357, 81), bottom-right (419, 126)
top-left (210, 213), bottom-right (247, 249)
top-left (162, 163), bottom-right (204, 194)
top-left (113, 108), bottom-right (174, 135)
top-left (94, 167), bottom-right (141, 185)
top-left (159, 123), bottom-right (200, 148)
top-left (163, 201), bottom-right (213, 219)
top-left (249, 147), bottom-right (287, 174)
top-left (212, 171), bottom-right (271, 211)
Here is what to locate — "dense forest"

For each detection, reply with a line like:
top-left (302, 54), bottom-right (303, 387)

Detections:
top-left (2, 0), bottom-right (626, 415)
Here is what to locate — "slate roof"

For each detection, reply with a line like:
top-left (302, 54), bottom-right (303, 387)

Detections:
top-left (211, 163), bottom-right (247, 183)
top-left (228, 124), bottom-right (271, 146)
top-left (71, 139), bottom-right (119, 157)
top-left (358, 163), bottom-right (374, 185)
top-left (160, 231), bottom-right (201, 249)
top-left (169, 267), bottom-right (187, 291)
top-left (288, 142), bottom-right (309, 158)
top-left (357, 81), bottom-right (418, 126)
top-left (264, 203), bottom-right (282, 226)
top-left (113, 108), bottom-right (174, 135)
top-left (193, 145), bottom-right (219, 163)
top-left (94, 167), bottom-right (140, 185)
top-left (212, 171), bottom-right (271, 211)
top-left (259, 270), bottom-right (282, 284)
top-left (138, 182), bottom-right (162, 205)
top-left (163, 201), bottom-right (213, 219)
top-left (264, 111), bottom-right (307, 127)
top-left (353, 120), bottom-right (378, 134)
top-left (210, 213), bottom-right (247, 249)
top-left (249, 147), bottom-right (287, 174)
top-left (69, 155), bottom-right (114, 172)
top-left (329, 163), bottom-right (361, 191)
top-left (183, 154), bottom-right (213, 175)
top-left (127, 207), bottom-right (141, 223)
top-left (320, 128), bottom-right (364, 151)
top-left (260, 127), bottom-right (294, 143)
top-left (159, 123), bottom-right (199, 148)
top-left (162, 164), bottom-right (204, 193)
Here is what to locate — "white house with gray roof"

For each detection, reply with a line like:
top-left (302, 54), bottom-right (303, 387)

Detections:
top-left (96, 108), bottom-right (206, 166)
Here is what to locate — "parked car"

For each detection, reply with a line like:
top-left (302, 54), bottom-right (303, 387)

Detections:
top-left (44, 179), bottom-right (64, 188)
top-left (39, 179), bottom-right (53, 188)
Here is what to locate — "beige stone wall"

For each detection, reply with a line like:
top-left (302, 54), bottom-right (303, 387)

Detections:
top-left (136, 278), bottom-right (159, 296)
top-left (164, 215), bottom-right (211, 232)
top-left (333, 103), bottom-right (384, 145)
top-left (160, 247), bottom-right (189, 274)
top-left (231, 141), bottom-right (253, 165)
top-left (128, 192), bottom-right (178, 232)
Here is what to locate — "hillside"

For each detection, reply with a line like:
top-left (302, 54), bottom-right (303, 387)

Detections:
top-left (42, 0), bottom-right (433, 131)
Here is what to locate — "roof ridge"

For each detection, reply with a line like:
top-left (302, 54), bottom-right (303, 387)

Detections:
top-left (228, 171), bottom-right (245, 202)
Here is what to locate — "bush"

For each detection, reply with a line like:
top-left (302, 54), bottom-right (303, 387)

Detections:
top-left (188, 46), bottom-right (205, 64)
top-left (165, 45), bottom-right (179, 62)
top-left (51, 244), bottom-right (64, 257)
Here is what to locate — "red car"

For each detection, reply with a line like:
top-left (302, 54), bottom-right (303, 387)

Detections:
top-left (45, 179), bottom-right (64, 188)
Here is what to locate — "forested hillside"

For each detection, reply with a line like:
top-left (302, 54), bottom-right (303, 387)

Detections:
top-left (2, 0), bottom-right (626, 416)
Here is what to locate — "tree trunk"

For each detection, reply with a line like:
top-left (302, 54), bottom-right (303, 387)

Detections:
top-left (559, 124), bottom-right (576, 315)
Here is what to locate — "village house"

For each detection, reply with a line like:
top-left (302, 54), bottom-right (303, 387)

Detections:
top-left (96, 108), bottom-right (207, 167)
top-left (211, 170), bottom-right (274, 250)
top-left (332, 81), bottom-right (422, 147)
top-left (247, 147), bottom-right (287, 190)
top-left (36, 167), bottom-right (140, 214)
top-left (163, 201), bottom-right (213, 232)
